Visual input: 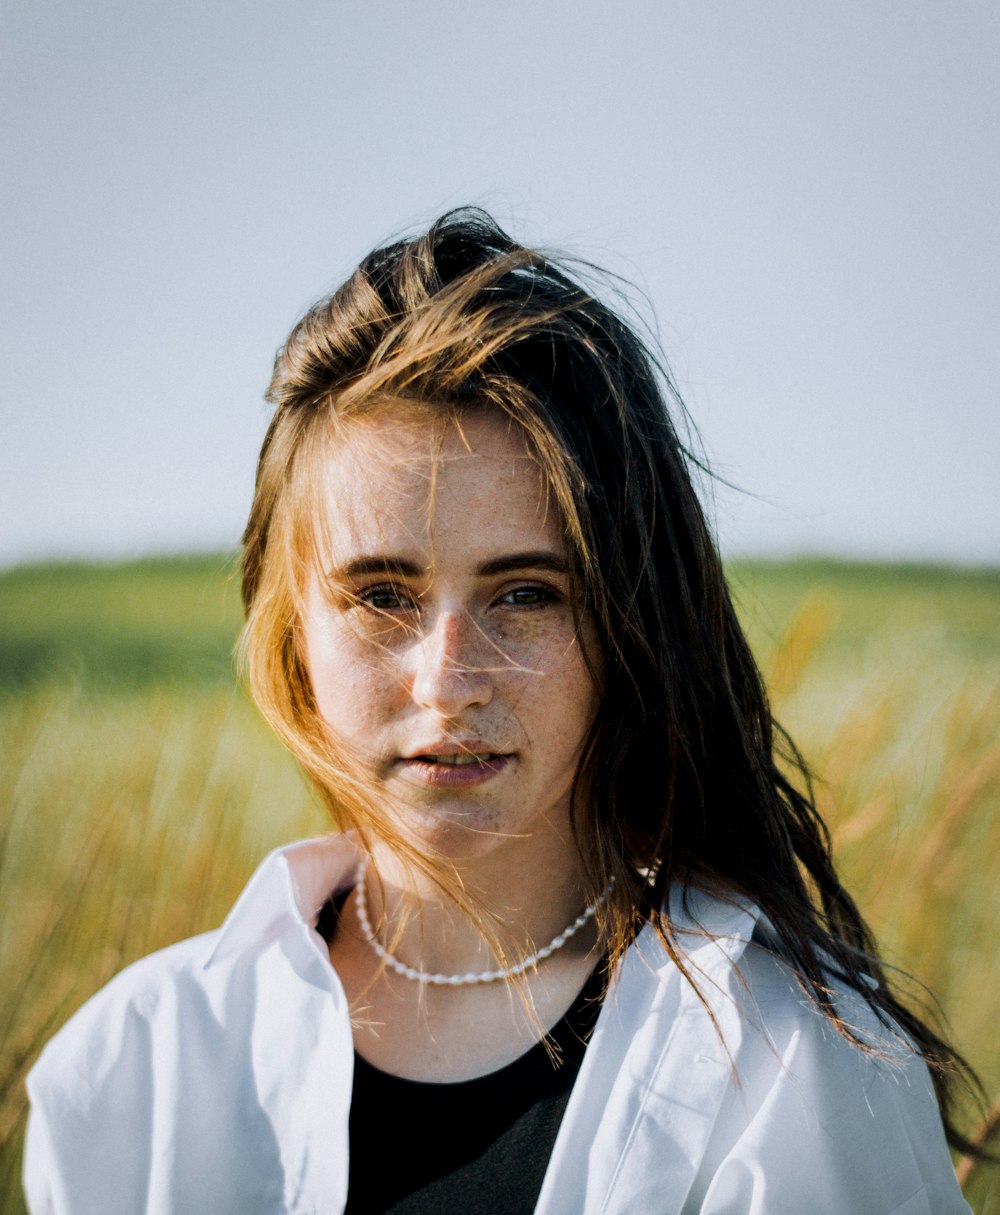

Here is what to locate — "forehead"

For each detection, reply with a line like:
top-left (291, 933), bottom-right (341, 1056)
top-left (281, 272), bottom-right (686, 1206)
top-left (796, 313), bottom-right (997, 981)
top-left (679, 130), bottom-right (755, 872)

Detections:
top-left (310, 405), bottom-right (563, 566)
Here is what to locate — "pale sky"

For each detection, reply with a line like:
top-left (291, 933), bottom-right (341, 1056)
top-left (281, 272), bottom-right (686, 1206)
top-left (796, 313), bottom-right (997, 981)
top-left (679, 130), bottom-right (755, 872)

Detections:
top-left (3, 0), bottom-right (998, 566)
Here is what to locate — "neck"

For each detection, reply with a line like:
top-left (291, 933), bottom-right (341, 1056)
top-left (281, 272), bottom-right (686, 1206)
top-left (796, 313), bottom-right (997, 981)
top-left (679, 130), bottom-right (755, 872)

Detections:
top-left (361, 832), bottom-right (592, 979)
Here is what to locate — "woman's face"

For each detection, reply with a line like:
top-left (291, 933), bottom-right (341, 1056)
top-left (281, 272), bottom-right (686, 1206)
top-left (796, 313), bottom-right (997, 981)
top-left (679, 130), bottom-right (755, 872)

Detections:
top-left (301, 404), bottom-right (599, 864)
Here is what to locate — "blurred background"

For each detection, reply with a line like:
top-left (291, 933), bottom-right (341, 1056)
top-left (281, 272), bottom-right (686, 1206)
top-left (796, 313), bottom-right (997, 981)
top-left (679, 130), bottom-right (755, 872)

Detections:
top-left (2, 1), bottom-right (998, 1208)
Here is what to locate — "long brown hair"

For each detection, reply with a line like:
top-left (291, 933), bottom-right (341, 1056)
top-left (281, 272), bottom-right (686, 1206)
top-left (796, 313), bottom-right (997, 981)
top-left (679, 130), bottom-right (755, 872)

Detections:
top-left (240, 207), bottom-right (978, 1149)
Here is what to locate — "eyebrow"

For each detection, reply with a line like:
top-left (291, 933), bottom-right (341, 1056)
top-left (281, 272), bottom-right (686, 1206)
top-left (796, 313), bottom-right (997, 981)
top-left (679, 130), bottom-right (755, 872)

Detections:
top-left (332, 551), bottom-right (571, 579)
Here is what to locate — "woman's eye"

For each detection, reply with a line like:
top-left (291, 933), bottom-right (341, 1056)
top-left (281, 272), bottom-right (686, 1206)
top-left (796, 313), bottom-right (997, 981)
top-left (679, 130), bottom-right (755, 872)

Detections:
top-left (357, 585), bottom-right (416, 612)
top-left (500, 585), bottom-right (559, 608)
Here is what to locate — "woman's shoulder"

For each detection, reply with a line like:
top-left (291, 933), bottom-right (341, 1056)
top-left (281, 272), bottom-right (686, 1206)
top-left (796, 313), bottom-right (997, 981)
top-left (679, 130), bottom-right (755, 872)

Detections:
top-left (602, 886), bottom-right (969, 1213)
top-left (650, 884), bottom-right (934, 1087)
top-left (29, 835), bottom-right (359, 1105)
top-left (28, 930), bottom-right (220, 1101)
top-left (651, 885), bottom-right (904, 1041)
top-left (699, 938), bottom-right (966, 1211)
top-left (24, 840), bottom-right (361, 1214)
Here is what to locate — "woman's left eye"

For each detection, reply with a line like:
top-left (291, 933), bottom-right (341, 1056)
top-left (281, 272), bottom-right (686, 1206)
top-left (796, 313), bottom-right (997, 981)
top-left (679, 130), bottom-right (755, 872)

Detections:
top-left (499, 585), bottom-right (559, 608)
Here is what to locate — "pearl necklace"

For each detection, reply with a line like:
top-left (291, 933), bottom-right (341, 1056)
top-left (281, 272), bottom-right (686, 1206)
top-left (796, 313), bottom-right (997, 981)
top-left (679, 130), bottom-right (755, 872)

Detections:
top-left (353, 864), bottom-right (611, 986)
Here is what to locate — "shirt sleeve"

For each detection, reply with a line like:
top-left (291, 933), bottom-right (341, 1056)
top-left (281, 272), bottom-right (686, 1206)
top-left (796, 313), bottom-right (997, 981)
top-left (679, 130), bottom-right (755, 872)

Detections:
top-left (21, 990), bottom-right (158, 1215)
top-left (22, 1096), bottom-right (57, 1215)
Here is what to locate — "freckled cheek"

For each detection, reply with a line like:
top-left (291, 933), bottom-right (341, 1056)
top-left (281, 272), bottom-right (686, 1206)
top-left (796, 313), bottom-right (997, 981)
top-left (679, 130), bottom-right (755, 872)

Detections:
top-left (505, 646), bottom-right (598, 747)
top-left (308, 640), bottom-right (411, 741)
top-left (491, 615), bottom-right (589, 672)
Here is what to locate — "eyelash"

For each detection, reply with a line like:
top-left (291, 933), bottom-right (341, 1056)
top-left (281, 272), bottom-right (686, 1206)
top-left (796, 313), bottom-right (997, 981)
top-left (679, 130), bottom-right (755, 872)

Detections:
top-left (498, 585), bottom-right (560, 609)
top-left (355, 584), bottom-right (417, 613)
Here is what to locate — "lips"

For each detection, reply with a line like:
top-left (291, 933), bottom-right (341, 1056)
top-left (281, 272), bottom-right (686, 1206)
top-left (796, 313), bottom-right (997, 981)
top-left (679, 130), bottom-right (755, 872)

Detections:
top-left (404, 740), bottom-right (508, 763)
top-left (411, 751), bottom-right (503, 766)
top-left (398, 745), bottom-right (512, 786)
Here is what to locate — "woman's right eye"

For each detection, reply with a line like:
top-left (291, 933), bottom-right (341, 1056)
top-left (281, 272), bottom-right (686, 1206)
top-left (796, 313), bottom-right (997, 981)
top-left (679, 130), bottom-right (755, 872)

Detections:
top-left (356, 584), bottom-right (416, 613)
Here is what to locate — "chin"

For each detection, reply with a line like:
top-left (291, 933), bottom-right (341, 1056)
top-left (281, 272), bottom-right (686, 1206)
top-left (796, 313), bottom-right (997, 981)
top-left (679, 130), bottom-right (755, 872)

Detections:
top-left (407, 810), bottom-right (507, 859)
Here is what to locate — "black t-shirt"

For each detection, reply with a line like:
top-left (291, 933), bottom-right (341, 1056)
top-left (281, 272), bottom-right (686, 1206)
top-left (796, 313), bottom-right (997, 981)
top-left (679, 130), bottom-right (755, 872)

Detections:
top-left (317, 896), bottom-right (605, 1215)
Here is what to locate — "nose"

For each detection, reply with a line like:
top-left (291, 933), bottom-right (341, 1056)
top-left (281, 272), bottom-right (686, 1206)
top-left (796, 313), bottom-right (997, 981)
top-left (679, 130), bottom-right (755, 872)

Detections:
top-left (409, 609), bottom-right (493, 716)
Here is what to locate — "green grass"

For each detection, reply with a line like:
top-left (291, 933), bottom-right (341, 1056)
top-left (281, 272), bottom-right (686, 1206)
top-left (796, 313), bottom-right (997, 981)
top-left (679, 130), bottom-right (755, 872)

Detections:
top-left (1, 554), bottom-right (998, 1210)
top-left (0, 554), bottom-right (244, 691)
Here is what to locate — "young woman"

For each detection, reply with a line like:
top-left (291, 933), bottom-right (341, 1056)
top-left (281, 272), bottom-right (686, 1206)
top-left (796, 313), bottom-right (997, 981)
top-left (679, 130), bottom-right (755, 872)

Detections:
top-left (25, 210), bottom-right (974, 1213)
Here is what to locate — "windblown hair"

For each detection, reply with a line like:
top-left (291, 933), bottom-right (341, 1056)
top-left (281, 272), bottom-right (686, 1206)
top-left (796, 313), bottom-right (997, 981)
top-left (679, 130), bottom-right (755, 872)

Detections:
top-left (241, 207), bottom-right (976, 1149)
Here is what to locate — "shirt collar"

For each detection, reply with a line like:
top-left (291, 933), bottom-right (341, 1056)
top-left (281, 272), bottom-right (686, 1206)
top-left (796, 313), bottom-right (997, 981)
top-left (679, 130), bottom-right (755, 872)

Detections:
top-left (667, 884), bottom-right (760, 966)
top-left (204, 834), bottom-right (361, 968)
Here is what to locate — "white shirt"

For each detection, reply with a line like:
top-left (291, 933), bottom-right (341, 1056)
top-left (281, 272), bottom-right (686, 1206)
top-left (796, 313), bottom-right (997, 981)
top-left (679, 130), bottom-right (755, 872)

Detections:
top-left (24, 835), bottom-right (970, 1214)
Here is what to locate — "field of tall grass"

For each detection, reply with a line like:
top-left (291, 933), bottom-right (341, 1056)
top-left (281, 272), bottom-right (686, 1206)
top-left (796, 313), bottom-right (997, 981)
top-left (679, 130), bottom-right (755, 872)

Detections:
top-left (1, 555), bottom-right (998, 1210)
